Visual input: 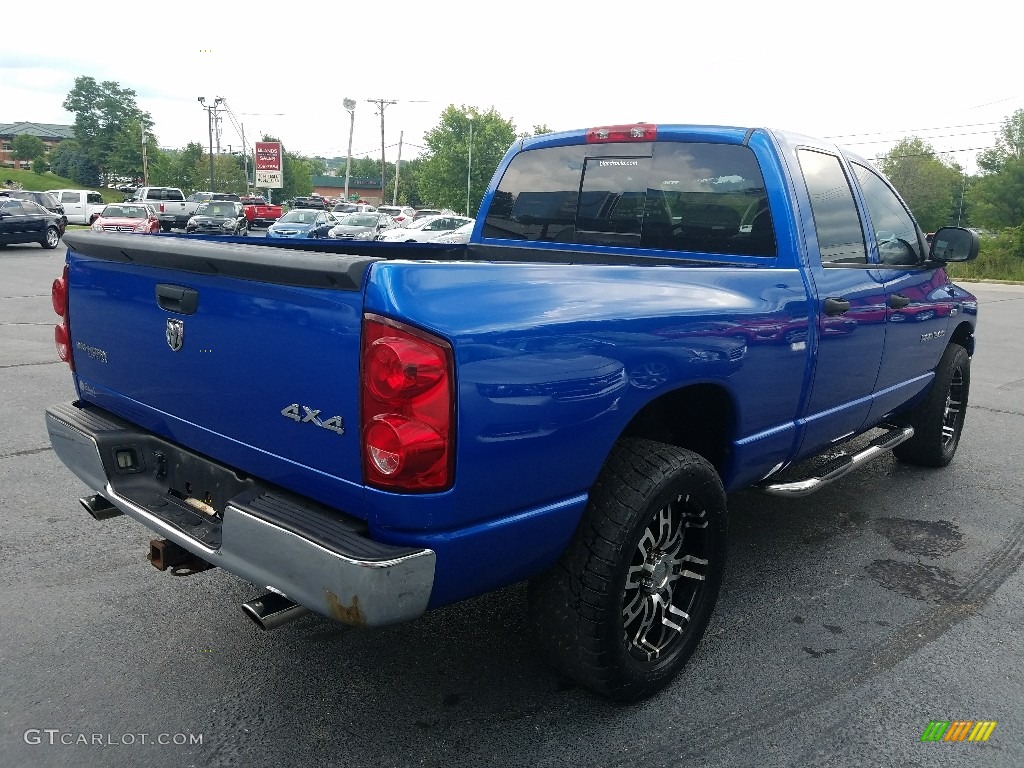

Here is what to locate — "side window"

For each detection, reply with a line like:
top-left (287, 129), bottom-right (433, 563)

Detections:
top-left (851, 162), bottom-right (923, 266)
top-left (797, 149), bottom-right (867, 265)
top-left (88, 193), bottom-right (103, 205)
top-left (64, 192), bottom-right (81, 203)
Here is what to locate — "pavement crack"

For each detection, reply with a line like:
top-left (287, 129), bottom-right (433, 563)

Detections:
top-left (0, 446), bottom-right (53, 460)
top-left (0, 361), bottom-right (62, 370)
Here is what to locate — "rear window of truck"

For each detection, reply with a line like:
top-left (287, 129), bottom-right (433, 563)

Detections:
top-left (483, 142), bottom-right (775, 257)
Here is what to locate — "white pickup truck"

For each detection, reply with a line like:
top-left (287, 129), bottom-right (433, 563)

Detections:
top-left (46, 189), bottom-right (108, 225)
top-left (129, 187), bottom-right (189, 231)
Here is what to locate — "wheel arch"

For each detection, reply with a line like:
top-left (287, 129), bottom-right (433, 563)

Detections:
top-left (949, 320), bottom-right (974, 356)
top-left (618, 383), bottom-right (737, 479)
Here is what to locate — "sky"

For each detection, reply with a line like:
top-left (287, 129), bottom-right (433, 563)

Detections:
top-left (1, 0), bottom-right (1018, 176)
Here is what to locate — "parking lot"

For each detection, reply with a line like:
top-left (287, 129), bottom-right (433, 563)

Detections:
top-left (1, 239), bottom-right (1021, 767)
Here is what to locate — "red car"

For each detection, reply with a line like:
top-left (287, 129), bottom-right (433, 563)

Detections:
top-left (90, 203), bottom-right (161, 234)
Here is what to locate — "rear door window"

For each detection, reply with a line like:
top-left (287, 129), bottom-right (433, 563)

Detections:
top-left (797, 149), bottom-right (867, 265)
top-left (64, 192), bottom-right (81, 203)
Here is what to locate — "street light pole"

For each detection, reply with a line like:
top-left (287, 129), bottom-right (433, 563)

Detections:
top-left (343, 98), bottom-right (356, 201)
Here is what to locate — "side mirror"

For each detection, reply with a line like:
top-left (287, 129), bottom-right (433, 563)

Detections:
top-left (929, 227), bottom-right (980, 263)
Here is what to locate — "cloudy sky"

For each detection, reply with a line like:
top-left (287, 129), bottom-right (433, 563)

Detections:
top-left (2, 1), bottom-right (1017, 174)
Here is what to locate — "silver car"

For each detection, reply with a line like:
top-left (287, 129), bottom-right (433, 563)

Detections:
top-left (328, 212), bottom-right (397, 240)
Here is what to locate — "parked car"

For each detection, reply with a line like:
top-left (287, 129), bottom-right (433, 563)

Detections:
top-left (128, 187), bottom-right (189, 231)
top-left (291, 197), bottom-right (329, 210)
top-left (239, 196), bottom-right (283, 228)
top-left (90, 203), bottom-right (161, 234)
top-left (428, 220), bottom-right (475, 244)
top-left (1, 190), bottom-right (66, 227)
top-left (186, 201), bottom-right (249, 236)
top-left (0, 198), bottom-right (63, 248)
top-left (46, 189), bottom-right (107, 225)
top-left (329, 212), bottom-right (397, 240)
top-left (376, 214), bottom-right (474, 242)
top-left (183, 192), bottom-right (242, 218)
top-left (412, 208), bottom-right (447, 221)
top-left (265, 209), bottom-right (337, 239)
top-left (378, 205), bottom-right (416, 227)
top-left (332, 202), bottom-right (376, 215)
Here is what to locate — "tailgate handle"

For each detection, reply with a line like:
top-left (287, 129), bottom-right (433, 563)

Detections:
top-left (156, 284), bottom-right (199, 315)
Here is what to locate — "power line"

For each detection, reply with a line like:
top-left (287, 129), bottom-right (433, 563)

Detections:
top-left (825, 121), bottom-right (1002, 140)
top-left (867, 145), bottom-right (996, 161)
top-left (841, 129), bottom-right (998, 148)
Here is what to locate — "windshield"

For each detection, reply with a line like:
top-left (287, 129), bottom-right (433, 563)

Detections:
top-left (103, 206), bottom-right (148, 218)
top-left (279, 210), bottom-right (318, 224)
top-left (339, 214), bottom-right (377, 227)
top-left (333, 204), bottom-right (357, 213)
top-left (197, 203), bottom-right (234, 217)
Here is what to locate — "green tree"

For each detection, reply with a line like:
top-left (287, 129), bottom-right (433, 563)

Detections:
top-left (12, 134), bottom-right (46, 167)
top-left (969, 109), bottom-right (1024, 230)
top-left (108, 119), bottom-right (161, 184)
top-left (877, 137), bottom-right (962, 232)
top-left (62, 76), bottom-right (153, 184)
top-left (418, 105), bottom-right (517, 215)
top-left (976, 109), bottom-right (1024, 175)
top-left (49, 139), bottom-right (81, 178)
top-left (969, 158), bottom-right (1024, 230)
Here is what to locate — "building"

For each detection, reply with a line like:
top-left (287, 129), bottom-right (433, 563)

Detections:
top-left (311, 175), bottom-right (383, 204)
top-left (0, 122), bottom-right (76, 169)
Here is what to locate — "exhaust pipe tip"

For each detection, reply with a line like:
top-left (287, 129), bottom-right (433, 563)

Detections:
top-left (242, 592), bottom-right (310, 631)
top-left (80, 494), bottom-right (122, 520)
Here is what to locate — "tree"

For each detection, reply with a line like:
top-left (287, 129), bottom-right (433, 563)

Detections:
top-left (969, 109), bottom-right (1024, 230)
top-left (417, 105), bottom-right (517, 215)
top-left (108, 118), bottom-right (161, 184)
top-left (976, 109), bottom-right (1024, 175)
top-left (62, 76), bottom-right (153, 184)
top-left (877, 137), bottom-right (962, 232)
top-left (968, 158), bottom-right (1024, 230)
top-left (12, 134), bottom-right (46, 167)
top-left (49, 140), bottom-right (81, 179)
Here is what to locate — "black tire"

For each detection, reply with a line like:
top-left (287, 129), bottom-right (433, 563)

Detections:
top-left (161, 224), bottom-right (171, 233)
top-left (528, 438), bottom-right (728, 701)
top-left (240, 222), bottom-right (248, 236)
top-left (893, 343), bottom-right (970, 467)
top-left (42, 226), bottom-right (60, 249)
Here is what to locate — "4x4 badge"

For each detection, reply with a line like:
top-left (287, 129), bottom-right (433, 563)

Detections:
top-left (166, 318), bottom-right (184, 351)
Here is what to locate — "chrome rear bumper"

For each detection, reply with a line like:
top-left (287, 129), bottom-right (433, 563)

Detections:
top-left (46, 401), bottom-right (435, 627)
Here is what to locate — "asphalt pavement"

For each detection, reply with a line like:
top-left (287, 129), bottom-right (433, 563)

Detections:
top-left (1, 239), bottom-right (1021, 767)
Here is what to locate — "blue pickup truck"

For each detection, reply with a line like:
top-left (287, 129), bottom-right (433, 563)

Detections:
top-left (46, 123), bottom-right (980, 701)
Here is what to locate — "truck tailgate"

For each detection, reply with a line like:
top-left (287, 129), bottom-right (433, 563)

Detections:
top-left (63, 232), bottom-right (379, 514)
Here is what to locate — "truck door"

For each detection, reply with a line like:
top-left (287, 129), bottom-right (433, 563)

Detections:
top-left (848, 161), bottom-right (961, 424)
top-left (61, 191), bottom-right (84, 223)
top-left (795, 148), bottom-right (887, 457)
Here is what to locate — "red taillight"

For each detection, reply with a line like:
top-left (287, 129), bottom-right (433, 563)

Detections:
top-left (361, 314), bottom-right (453, 491)
top-left (585, 124), bottom-right (657, 143)
top-left (52, 264), bottom-right (74, 370)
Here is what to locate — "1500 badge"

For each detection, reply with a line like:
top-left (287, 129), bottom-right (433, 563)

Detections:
top-left (281, 404), bottom-right (345, 435)
top-left (920, 329), bottom-right (946, 342)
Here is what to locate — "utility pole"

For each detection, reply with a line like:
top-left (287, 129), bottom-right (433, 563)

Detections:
top-left (367, 98), bottom-right (397, 205)
top-left (393, 131), bottom-right (403, 206)
top-left (141, 127), bottom-right (149, 186)
top-left (198, 96), bottom-right (223, 191)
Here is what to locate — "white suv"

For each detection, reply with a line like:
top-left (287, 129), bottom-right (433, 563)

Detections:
top-left (378, 205), bottom-right (416, 227)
